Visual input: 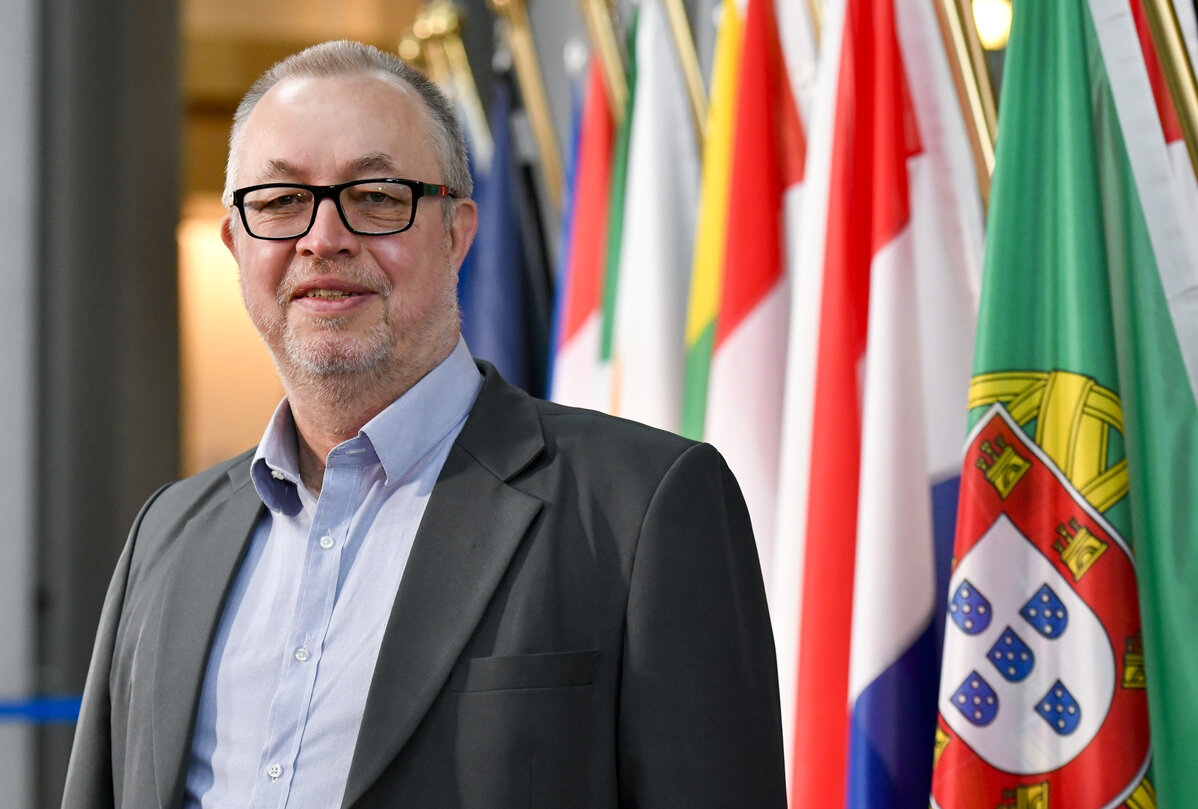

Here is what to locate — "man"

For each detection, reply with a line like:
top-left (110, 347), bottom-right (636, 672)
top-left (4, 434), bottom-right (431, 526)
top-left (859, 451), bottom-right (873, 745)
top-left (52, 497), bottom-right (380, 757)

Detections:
top-left (63, 40), bottom-right (785, 808)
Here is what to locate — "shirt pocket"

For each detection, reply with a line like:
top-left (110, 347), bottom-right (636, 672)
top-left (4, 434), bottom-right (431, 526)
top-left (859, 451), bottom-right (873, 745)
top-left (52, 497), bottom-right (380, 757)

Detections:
top-left (450, 649), bottom-right (600, 693)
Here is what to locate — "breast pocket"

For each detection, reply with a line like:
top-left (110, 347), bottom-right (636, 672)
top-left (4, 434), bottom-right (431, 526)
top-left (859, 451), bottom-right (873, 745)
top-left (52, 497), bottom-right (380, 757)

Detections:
top-left (450, 649), bottom-right (599, 693)
top-left (451, 650), bottom-right (601, 809)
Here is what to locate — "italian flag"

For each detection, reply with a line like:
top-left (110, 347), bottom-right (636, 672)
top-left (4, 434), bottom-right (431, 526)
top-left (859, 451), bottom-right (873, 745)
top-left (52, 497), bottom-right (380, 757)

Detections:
top-left (931, 0), bottom-right (1198, 806)
top-left (610, 0), bottom-right (701, 431)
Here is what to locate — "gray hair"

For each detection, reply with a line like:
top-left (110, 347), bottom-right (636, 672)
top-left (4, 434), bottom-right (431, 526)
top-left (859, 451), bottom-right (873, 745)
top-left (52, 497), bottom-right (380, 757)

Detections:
top-left (223, 40), bottom-right (473, 208)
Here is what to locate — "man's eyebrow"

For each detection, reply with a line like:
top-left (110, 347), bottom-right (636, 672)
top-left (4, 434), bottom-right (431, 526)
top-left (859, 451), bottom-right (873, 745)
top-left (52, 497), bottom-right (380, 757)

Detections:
top-left (351, 153), bottom-right (402, 175)
top-left (256, 159), bottom-right (304, 181)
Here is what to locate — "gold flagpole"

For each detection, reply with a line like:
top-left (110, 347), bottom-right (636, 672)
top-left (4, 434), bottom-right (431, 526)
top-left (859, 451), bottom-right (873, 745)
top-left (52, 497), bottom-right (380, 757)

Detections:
top-left (426, 1), bottom-right (491, 153)
top-left (933, 0), bottom-right (998, 208)
top-left (412, 9), bottom-right (452, 85)
top-left (398, 34), bottom-right (428, 73)
top-left (806, 0), bottom-right (823, 46)
top-left (488, 0), bottom-right (564, 212)
top-left (579, 0), bottom-right (628, 125)
top-left (662, 0), bottom-right (709, 146)
top-left (1141, 0), bottom-right (1198, 179)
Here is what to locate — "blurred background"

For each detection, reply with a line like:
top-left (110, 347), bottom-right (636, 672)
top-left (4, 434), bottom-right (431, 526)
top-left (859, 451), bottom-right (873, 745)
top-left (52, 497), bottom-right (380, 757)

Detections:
top-left (3, 0), bottom-right (1194, 806)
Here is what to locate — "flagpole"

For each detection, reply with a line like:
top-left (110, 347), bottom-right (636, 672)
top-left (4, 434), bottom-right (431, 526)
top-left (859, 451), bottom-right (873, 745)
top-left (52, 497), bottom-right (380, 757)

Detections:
top-left (398, 34), bottom-right (428, 73)
top-left (427, 1), bottom-right (491, 144)
top-left (579, 0), bottom-right (629, 125)
top-left (806, 0), bottom-right (823, 45)
top-left (488, 0), bottom-right (564, 211)
top-left (662, 0), bottom-right (709, 147)
top-left (932, 0), bottom-right (998, 207)
top-left (412, 10), bottom-right (452, 85)
top-left (1140, 0), bottom-right (1198, 178)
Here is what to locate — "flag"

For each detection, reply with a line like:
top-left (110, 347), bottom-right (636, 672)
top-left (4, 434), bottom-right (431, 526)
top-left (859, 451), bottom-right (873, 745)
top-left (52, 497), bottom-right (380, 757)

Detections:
top-left (598, 11), bottom-right (638, 413)
top-left (782, 0), bottom-right (984, 804)
top-left (459, 73), bottom-right (552, 395)
top-left (680, 0), bottom-right (742, 441)
top-left (544, 62), bottom-right (583, 401)
top-left (931, 0), bottom-right (1198, 805)
top-left (549, 58), bottom-right (614, 409)
top-left (609, 0), bottom-right (701, 431)
top-left (704, 0), bottom-right (804, 589)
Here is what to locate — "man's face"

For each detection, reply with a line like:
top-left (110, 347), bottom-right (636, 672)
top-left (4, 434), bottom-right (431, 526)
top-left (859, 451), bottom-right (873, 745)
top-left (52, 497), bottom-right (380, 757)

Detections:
top-left (222, 73), bottom-right (476, 390)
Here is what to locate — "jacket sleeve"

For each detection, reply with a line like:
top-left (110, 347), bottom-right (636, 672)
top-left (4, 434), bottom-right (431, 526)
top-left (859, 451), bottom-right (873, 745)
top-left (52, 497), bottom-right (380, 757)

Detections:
top-left (60, 483), bottom-right (170, 809)
top-left (617, 442), bottom-right (787, 808)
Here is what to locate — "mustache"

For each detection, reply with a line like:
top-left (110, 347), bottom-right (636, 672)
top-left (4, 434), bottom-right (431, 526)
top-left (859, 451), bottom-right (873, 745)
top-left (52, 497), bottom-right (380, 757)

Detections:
top-left (275, 258), bottom-right (392, 304)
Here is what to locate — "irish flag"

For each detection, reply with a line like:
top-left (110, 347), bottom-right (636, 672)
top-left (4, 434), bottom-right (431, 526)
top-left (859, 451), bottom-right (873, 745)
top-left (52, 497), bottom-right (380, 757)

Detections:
top-left (931, 0), bottom-right (1198, 807)
top-left (781, 0), bottom-right (983, 803)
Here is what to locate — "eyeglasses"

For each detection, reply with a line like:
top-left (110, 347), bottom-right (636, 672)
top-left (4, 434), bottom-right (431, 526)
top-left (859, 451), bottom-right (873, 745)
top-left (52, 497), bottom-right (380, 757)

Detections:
top-left (229, 177), bottom-right (456, 240)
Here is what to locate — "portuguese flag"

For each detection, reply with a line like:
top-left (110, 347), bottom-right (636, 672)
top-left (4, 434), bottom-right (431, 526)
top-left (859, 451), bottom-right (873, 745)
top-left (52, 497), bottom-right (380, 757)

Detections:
top-left (931, 0), bottom-right (1198, 807)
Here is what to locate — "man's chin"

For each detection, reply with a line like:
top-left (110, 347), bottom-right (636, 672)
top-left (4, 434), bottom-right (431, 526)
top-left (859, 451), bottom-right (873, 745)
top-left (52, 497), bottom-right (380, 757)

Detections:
top-left (280, 333), bottom-right (395, 378)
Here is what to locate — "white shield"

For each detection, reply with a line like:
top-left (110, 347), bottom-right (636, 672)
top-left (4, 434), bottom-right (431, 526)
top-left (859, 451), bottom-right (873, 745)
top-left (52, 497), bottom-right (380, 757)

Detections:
top-left (938, 513), bottom-right (1115, 773)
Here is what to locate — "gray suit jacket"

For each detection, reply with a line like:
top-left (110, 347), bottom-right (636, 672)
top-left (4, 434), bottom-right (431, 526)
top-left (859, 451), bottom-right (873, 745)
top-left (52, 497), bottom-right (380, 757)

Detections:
top-left (62, 363), bottom-right (787, 808)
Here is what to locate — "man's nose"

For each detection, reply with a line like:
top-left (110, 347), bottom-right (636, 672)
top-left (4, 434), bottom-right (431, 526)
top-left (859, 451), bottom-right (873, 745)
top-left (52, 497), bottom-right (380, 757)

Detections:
top-left (295, 196), bottom-right (358, 257)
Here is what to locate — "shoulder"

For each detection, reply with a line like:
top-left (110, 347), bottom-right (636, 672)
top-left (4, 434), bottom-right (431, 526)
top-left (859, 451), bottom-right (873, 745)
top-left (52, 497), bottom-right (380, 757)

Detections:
top-left (140, 448), bottom-right (256, 526)
top-left (124, 448), bottom-right (257, 576)
top-left (532, 397), bottom-right (696, 459)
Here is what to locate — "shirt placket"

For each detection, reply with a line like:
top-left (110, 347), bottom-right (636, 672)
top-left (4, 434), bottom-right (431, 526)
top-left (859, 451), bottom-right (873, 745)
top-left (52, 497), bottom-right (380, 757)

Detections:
top-left (247, 456), bottom-right (363, 809)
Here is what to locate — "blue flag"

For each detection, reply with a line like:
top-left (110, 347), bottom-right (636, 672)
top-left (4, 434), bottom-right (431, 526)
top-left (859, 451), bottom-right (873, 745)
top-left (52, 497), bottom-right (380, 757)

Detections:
top-left (459, 75), bottom-right (552, 395)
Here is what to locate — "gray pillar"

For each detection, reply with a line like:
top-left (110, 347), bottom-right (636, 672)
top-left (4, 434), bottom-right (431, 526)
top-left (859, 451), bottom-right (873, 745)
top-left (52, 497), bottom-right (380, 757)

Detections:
top-left (35, 0), bottom-right (181, 805)
top-left (0, 0), bottom-right (40, 804)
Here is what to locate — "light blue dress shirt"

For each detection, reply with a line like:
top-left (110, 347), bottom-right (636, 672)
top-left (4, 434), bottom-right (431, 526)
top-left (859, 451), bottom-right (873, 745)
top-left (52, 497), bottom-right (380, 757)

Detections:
top-left (183, 339), bottom-right (483, 808)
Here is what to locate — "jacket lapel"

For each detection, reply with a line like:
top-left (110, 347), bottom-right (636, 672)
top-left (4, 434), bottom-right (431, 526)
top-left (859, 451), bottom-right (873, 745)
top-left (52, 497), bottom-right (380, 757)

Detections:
top-left (152, 460), bottom-right (263, 809)
top-left (341, 364), bottom-right (545, 808)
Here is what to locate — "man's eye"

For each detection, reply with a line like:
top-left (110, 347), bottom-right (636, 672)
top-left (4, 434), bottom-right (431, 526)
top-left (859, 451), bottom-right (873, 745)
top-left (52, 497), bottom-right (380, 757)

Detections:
top-left (249, 190), bottom-right (309, 212)
top-left (267, 193), bottom-right (303, 208)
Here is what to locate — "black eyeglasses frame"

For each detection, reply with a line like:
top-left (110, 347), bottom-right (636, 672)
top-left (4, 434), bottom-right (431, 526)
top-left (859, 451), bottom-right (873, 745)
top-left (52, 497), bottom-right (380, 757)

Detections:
top-left (229, 177), bottom-right (456, 240)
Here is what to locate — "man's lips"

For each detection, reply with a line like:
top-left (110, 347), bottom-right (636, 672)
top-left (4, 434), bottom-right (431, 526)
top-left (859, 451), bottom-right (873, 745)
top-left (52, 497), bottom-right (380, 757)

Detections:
top-left (288, 278), bottom-right (380, 313)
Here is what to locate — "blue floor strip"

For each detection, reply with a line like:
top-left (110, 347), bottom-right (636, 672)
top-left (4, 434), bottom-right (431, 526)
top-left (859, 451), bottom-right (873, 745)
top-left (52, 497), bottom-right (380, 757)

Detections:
top-left (0, 696), bottom-right (82, 724)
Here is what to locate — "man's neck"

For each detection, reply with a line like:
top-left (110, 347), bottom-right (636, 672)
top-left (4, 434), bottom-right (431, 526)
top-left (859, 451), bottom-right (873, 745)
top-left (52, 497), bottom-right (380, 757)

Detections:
top-left (283, 343), bottom-right (455, 496)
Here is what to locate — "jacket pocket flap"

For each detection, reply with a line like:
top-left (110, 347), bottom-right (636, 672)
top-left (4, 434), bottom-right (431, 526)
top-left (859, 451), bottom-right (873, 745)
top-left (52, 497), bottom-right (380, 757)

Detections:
top-left (451, 649), bottom-right (600, 693)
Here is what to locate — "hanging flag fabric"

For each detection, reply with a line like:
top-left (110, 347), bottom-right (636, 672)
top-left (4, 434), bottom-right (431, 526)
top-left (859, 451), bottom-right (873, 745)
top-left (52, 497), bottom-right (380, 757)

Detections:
top-left (549, 58), bottom-right (613, 409)
top-left (598, 11), bottom-right (638, 413)
top-left (932, 0), bottom-right (1198, 805)
top-left (609, 0), bottom-right (701, 431)
top-left (704, 0), bottom-right (804, 592)
top-left (782, 0), bottom-right (984, 805)
top-left (680, 0), bottom-right (742, 441)
top-left (544, 62), bottom-right (584, 401)
top-left (459, 75), bottom-right (552, 395)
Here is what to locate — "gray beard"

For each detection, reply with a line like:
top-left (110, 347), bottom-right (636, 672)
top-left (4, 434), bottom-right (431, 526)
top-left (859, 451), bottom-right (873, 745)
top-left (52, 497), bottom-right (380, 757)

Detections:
top-left (282, 311), bottom-right (397, 376)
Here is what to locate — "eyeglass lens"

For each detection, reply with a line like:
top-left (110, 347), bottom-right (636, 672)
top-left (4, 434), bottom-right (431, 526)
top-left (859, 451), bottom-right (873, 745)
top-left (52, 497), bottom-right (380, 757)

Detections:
top-left (241, 180), bottom-right (417, 238)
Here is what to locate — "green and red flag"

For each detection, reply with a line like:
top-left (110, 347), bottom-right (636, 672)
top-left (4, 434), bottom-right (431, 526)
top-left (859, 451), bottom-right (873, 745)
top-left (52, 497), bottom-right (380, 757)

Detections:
top-left (931, 1), bottom-right (1198, 807)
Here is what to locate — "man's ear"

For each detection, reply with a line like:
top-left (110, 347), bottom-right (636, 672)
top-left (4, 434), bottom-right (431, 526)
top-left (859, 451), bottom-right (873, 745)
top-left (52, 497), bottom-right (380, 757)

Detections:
top-left (220, 214), bottom-right (238, 258)
top-left (447, 198), bottom-right (478, 273)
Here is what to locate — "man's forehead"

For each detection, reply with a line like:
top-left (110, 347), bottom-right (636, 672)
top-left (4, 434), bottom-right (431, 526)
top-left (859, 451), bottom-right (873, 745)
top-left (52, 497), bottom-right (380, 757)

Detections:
top-left (234, 72), bottom-right (437, 181)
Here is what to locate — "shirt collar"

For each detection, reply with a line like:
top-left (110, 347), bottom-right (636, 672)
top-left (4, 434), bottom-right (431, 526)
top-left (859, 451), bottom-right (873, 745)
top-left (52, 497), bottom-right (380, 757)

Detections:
top-left (250, 337), bottom-right (482, 511)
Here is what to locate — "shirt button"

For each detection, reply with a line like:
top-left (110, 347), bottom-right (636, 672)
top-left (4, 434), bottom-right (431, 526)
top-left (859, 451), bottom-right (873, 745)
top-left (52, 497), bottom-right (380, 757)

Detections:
top-left (266, 763), bottom-right (283, 780)
top-left (270, 469), bottom-right (286, 481)
top-left (295, 647), bottom-right (311, 662)
top-left (319, 535), bottom-right (334, 550)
